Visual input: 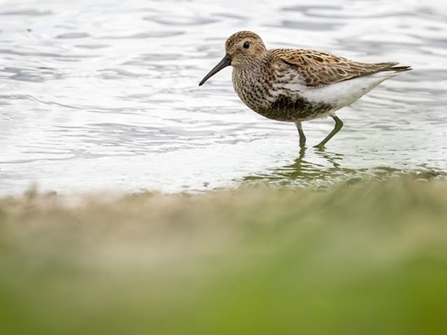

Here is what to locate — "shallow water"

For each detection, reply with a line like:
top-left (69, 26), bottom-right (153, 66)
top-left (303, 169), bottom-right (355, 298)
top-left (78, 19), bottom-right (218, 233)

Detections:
top-left (0, 0), bottom-right (446, 195)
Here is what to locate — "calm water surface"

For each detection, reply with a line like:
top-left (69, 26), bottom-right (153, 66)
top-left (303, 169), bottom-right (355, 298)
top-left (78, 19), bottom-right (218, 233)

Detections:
top-left (0, 0), bottom-right (446, 195)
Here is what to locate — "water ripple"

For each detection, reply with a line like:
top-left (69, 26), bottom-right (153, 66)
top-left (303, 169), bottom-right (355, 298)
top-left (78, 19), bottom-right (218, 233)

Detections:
top-left (0, 0), bottom-right (446, 195)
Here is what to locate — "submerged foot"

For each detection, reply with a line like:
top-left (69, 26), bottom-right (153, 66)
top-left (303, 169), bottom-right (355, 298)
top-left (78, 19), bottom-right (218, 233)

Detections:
top-left (314, 144), bottom-right (326, 151)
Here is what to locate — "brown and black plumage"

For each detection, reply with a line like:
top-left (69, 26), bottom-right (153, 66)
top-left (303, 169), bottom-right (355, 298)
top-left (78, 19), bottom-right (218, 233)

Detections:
top-left (199, 31), bottom-right (411, 149)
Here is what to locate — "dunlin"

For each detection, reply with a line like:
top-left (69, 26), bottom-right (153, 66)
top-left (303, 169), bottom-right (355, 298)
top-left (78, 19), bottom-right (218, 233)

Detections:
top-left (199, 31), bottom-right (411, 149)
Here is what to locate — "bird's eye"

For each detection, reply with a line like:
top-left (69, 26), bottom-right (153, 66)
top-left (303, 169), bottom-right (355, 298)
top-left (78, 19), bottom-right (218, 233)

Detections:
top-left (243, 41), bottom-right (250, 49)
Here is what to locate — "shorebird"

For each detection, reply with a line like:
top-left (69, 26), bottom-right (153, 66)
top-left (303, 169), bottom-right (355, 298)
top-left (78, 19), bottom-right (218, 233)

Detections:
top-left (199, 31), bottom-right (411, 149)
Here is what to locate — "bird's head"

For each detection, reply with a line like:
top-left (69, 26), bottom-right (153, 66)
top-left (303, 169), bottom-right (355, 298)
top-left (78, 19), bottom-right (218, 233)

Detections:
top-left (199, 31), bottom-right (267, 86)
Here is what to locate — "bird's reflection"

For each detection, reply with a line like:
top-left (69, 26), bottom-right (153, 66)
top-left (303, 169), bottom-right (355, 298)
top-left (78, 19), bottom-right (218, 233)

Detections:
top-left (242, 147), bottom-right (353, 186)
top-left (279, 147), bottom-right (345, 179)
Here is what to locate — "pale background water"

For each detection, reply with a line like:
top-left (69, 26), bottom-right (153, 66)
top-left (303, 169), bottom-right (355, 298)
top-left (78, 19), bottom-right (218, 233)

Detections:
top-left (0, 0), bottom-right (446, 195)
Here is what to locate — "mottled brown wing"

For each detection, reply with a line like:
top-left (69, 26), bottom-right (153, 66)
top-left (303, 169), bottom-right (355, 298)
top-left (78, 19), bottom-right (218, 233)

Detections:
top-left (271, 49), bottom-right (398, 87)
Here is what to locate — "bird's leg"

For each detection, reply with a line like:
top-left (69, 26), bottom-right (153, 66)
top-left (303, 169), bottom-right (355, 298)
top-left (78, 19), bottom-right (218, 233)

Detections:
top-left (294, 121), bottom-right (306, 148)
top-left (314, 116), bottom-right (343, 149)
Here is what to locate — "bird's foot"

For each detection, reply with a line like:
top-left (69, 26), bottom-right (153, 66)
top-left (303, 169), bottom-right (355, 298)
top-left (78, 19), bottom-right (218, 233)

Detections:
top-left (313, 144), bottom-right (326, 151)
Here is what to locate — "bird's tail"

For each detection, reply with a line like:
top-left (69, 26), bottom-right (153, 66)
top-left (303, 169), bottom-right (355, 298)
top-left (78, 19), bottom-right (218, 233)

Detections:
top-left (389, 65), bottom-right (412, 73)
top-left (370, 63), bottom-right (412, 79)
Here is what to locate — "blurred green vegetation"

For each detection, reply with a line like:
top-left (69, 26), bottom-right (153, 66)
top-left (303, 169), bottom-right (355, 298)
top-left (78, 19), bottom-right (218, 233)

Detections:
top-left (1, 177), bottom-right (447, 335)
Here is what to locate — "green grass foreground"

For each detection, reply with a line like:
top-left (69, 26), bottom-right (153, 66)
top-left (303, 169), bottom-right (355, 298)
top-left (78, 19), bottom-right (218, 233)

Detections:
top-left (1, 177), bottom-right (447, 335)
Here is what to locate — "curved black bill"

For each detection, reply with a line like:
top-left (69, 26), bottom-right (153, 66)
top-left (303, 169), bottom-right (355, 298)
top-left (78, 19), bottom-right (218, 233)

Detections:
top-left (198, 53), bottom-right (232, 86)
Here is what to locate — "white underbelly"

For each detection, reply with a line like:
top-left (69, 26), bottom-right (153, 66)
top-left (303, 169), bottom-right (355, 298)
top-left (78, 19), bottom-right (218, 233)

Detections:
top-left (281, 73), bottom-right (394, 111)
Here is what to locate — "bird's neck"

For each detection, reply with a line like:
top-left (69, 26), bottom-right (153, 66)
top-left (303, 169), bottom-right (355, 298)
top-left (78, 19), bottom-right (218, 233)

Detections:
top-left (235, 53), bottom-right (272, 79)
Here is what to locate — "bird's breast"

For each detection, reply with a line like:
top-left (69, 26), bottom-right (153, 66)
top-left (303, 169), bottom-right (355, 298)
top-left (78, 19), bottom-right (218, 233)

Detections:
top-left (232, 68), bottom-right (335, 122)
top-left (232, 67), bottom-right (275, 111)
